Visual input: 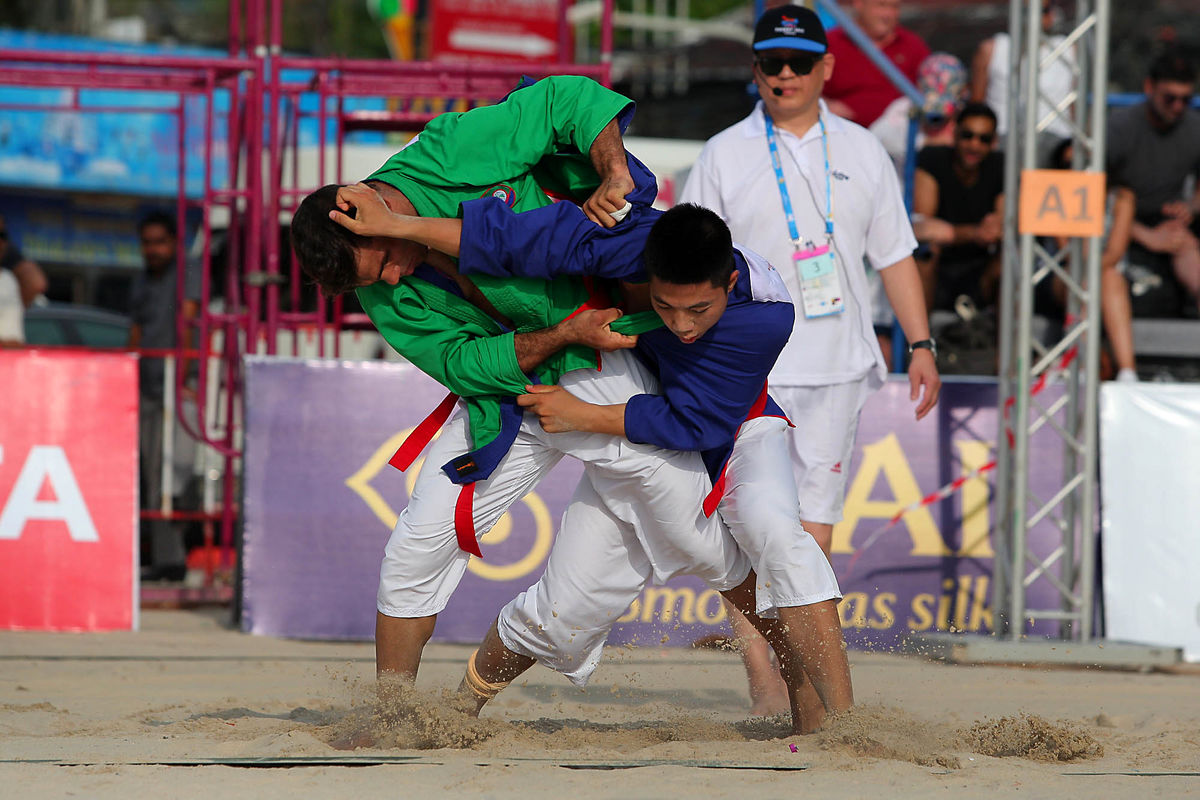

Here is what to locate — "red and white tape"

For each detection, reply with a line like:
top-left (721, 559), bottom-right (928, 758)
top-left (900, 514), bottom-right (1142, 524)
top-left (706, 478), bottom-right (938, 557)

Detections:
top-left (844, 343), bottom-right (1080, 574)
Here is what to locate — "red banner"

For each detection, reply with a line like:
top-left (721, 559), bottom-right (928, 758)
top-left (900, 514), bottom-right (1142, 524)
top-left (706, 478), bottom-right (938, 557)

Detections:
top-left (430, 0), bottom-right (564, 64)
top-left (0, 349), bottom-right (138, 631)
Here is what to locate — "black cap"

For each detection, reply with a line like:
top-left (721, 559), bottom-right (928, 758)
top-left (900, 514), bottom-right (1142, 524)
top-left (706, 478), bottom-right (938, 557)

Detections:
top-left (753, 4), bottom-right (827, 53)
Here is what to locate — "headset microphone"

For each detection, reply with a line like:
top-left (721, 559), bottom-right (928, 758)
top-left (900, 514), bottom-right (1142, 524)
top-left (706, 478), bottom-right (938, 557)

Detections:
top-left (772, 87), bottom-right (783, 96)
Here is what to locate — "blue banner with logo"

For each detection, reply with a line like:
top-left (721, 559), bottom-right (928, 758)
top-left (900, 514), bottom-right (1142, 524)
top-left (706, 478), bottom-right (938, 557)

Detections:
top-left (241, 358), bottom-right (1066, 649)
top-left (0, 30), bottom-right (386, 198)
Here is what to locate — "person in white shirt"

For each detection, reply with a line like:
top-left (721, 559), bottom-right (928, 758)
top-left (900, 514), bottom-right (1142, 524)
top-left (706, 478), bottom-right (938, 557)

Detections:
top-left (971, 0), bottom-right (1075, 164)
top-left (0, 268), bottom-right (22, 345)
top-left (680, 3), bottom-right (940, 716)
top-left (0, 215), bottom-right (48, 346)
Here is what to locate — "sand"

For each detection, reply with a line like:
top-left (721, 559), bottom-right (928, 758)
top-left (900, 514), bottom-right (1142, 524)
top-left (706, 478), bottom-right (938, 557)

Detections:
top-left (2, 609), bottom-right (1198, 798)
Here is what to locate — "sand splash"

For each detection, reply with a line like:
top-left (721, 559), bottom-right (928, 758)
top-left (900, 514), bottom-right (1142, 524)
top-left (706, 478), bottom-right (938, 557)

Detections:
top-left (326, 680), bottom-right (504, 750)
top-left (317, 678), bottom-right (1103, 768)
top-left (964, 713), bottom-right (1103, 761)
top-left (815, 705), bottom-right (964, 768)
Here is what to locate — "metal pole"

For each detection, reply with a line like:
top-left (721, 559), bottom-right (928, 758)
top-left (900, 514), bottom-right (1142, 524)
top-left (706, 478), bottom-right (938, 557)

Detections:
top-left (1078, 0), bottom-right (1110, 640)
top-left (992, 0), bottom-right (1026, 638)
top-left (1057, 2), bottom-right (1084, 632)
top-left (160, 355), bottom-right (176, 517)
top-left (1008, 0), bottom-right (1046, 636)
top-left (264, 0), bottom-right (283, 355)
top-left (600, 0), bottom-right (614, 84)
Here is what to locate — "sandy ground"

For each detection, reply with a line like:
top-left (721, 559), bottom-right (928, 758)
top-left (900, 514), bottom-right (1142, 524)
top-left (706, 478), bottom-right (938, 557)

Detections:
top-left (2, 609), bottom-right (1198, 799)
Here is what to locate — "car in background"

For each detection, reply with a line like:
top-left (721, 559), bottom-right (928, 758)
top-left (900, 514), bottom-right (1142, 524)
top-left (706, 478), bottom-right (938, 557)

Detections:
top-left (24, 302), bottom-right (131, 348)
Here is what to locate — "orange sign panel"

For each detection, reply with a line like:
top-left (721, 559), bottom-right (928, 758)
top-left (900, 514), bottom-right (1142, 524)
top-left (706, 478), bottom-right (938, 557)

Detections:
top-left (1019, 169), bottom-right (1106, 237)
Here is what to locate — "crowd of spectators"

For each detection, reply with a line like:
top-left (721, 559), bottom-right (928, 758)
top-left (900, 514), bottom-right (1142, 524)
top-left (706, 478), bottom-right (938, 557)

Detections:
top-left (823, 0), bottom-right (1200, 379)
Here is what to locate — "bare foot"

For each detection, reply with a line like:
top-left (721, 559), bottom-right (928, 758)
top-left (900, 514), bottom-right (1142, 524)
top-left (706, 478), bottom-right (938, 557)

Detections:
top-left (749, 688), bottom-right (792, 718)
top-left (792, 708), bottom-right (827, 735)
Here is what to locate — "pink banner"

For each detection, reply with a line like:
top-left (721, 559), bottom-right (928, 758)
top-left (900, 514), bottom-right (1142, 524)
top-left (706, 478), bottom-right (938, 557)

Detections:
top-left (0, 349), bottom-right (139, 631)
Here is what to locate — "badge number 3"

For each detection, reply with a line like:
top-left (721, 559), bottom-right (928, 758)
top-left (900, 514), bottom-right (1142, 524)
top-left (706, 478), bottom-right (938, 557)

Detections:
top-left (794, 244), bottom-right (844, 318)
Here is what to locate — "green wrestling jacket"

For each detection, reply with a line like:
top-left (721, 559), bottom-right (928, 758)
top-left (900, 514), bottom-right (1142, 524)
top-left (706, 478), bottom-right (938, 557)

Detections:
top-left (355, 76), bottom-right (657, 481)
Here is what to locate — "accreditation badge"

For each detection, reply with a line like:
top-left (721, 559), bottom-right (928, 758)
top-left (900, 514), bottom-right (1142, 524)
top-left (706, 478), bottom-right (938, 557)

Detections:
top-left (793, 243), bottom-right (844, 318)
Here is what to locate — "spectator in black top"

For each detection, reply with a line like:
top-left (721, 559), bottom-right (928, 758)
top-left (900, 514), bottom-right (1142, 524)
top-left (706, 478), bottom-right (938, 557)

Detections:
top-left (912, 102), bottom-right (1005, 313)
top-left (1107, 50), bottom-right (1200, 317)
top-left (128, 211), bottom-right (201, 581)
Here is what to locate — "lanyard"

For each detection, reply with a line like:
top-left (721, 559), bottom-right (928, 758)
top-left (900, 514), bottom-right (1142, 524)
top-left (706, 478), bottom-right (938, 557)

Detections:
top-left (764, 111), bottom-right (833, 251)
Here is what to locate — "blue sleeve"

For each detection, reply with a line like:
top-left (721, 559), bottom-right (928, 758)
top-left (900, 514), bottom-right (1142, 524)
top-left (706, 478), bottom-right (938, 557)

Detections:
top-left (625, 378), bottom-right (758, 452)
top-left (622, 301), bottom-right (795, 451)
top-left (458, 197), bottom-right (656, 282)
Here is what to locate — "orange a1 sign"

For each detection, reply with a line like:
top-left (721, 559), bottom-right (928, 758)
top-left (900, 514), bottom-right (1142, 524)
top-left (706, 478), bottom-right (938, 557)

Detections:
top-left (1018, 169), bottom-right (1107, 237)
top-left (0, 349), bottom-right (139, 631)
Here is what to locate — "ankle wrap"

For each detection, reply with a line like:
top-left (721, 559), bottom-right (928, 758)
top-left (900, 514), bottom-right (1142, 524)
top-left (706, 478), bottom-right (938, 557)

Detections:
top-left (464, 649), bottom-right (511, 700)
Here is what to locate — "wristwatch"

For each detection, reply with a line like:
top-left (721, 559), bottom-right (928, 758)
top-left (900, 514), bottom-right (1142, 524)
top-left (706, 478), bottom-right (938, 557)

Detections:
top-left (908, 338), bottom-right (937, 360)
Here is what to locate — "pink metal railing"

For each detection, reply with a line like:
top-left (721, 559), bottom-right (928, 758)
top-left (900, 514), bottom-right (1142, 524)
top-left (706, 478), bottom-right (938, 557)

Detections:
top-left (0, 0), bottom-right (614, 601)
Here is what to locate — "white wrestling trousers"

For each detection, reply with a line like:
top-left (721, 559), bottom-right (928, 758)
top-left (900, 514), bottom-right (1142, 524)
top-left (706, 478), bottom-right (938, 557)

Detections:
top-left (376, 348), bottom-right (750, 619)
top-left (497, 415), bottom-right (842, 686)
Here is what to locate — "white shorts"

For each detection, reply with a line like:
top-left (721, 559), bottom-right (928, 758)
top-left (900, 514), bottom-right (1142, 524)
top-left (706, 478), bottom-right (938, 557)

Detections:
top-left (498, 473), bottom-right (750, 685)
top-left (497, 417), bottom-right (841, 687)
top-left (771, 378), bottom-right (873, 525)
top-left (718, 416), bottom-right (842, 616)
top-left (377, 348), bottom-right (750, 618)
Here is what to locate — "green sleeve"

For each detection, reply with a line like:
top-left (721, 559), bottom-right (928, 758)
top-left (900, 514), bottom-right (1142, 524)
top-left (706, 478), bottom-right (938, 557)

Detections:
top-left (362, 288), bottom-right (530, 397)
top-left (370, 76), bottom-right (632, 191)
top-left (609, 310), bottom-right (663, 336)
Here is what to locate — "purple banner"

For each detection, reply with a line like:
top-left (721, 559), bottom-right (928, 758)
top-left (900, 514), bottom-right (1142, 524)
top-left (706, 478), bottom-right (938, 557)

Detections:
top-left (241, 356), bottom-right (583, 640)
top-left (242, 359), bottom-right (1066, 649)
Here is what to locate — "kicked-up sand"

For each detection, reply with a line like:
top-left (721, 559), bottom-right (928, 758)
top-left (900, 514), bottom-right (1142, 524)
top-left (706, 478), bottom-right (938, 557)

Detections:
top-left (1, 609), bottom-right (1198, 798)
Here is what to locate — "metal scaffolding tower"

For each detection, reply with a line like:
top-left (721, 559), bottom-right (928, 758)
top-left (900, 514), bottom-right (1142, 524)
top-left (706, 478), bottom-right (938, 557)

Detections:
top-left (917, 0), bottom-right (1177, 667)
top-left (991, 0), bottom-right (1110, 646)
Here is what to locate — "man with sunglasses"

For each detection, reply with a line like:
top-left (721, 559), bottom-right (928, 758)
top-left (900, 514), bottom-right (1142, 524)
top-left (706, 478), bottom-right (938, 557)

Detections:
top-left (680, 4), bottom-right (939, 716)
top-left (913, 103), bottom-right (1005, 314)
top-left (1107, 50), bottom-right (1200, 316)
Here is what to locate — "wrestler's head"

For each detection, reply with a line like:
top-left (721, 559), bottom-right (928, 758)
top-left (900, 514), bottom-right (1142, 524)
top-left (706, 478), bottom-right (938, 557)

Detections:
top-left (643, 203), bottom-right (739, 345)
top-left (292, 184), bottom-right (425, 297)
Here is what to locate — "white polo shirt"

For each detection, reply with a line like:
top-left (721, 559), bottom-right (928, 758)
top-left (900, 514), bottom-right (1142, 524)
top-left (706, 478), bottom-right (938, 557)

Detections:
top-left (0, 269), bottom-right (23, 343)
top-left (681, 100), bottom-right (917, 388)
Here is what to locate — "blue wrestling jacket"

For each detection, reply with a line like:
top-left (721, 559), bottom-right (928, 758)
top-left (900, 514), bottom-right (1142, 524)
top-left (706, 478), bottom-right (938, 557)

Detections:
top-left (457, 155), bottom-right (795, 487)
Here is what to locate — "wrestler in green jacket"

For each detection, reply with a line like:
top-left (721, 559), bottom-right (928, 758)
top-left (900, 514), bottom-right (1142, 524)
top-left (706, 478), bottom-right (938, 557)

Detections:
top-left (351, 76), bottom-right (657, 474)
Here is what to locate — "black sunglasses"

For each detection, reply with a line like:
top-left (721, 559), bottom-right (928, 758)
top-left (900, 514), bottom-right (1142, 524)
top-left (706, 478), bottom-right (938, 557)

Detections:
top-left (1160, 91), bottom-right (1193, 107)
top-left (958, 129), bottom-right (996, 145)
top-left (755, 53), bottom-right (821, 77)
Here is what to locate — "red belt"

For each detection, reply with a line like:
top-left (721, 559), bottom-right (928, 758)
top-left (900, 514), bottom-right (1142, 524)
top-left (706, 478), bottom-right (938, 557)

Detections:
top-left (702, 382), bottom-right (773, 518)
top-left (386, 391), bottom-right (481, 557)
top-left (388, 391), bottom-right (459, 472)
top-left (387, 278), bottom-right (619, 558)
